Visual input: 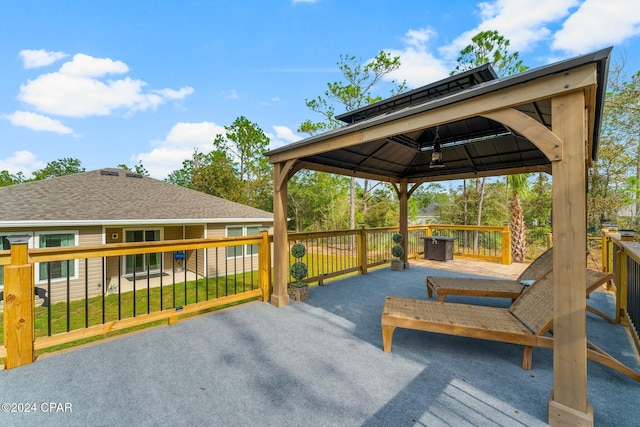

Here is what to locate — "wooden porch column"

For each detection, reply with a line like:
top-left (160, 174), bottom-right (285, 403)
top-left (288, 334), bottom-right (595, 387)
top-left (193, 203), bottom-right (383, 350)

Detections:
top-left (3, 234), bottom-right (34, 369)
top-left (399, 179), bottom-right (409, 268)
top-left (548, 91), bottom-right (591, 426)
top-left (271, 162), bottom-right (290, 307)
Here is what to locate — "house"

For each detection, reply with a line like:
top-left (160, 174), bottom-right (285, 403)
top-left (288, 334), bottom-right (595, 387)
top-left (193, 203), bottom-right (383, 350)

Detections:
top-left (0, 168), bottom-right (274, 303)
top-left (412, 203), bottom-right (439, 225)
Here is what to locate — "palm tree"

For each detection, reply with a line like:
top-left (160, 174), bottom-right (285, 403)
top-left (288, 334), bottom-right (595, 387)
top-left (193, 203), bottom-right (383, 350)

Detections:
top-left (507, 174), bottom-right (530, 262)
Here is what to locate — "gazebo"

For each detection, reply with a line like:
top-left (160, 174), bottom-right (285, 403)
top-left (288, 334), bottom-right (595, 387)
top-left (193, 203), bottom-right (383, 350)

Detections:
top-left (266, 47), bottom-right (612, 426)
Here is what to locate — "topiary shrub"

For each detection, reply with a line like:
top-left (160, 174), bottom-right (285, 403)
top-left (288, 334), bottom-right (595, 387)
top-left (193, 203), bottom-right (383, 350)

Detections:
top-left (391, 244), bottom-right (404, 259)
top-left (290, 243), bottom-right (308, 288)
top-left (391, 233), bottom-right (405, 271)
top-left (291, 243), bottom-right (307, 259)
top-left (290, 261), bottom-right (308, 284)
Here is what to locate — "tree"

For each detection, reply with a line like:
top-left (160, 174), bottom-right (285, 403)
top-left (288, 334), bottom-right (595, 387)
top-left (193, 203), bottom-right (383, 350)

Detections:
top-left (299, 51), bottom-right (406, 135)
top-left (117, 161), bottom-right (150, 176)
top-left (166, 149), bottom-right (242, 201)
top-left (0, 170), bottom-right (26, 187)
top-left (451, 30), bottom-right (528, 77)
top-left (507, 174), bottom-right (530, 262)
top-left (288, 170), bottom-right (350, 231)
top-left (525, 173), bottom-right (552, 250)
top-left (589, 65), bottom-right (640, 229)
top-left (168, 117), bottom-right (272, 212)
top-left (213, 116), bottom-right (272, 212)
top-left (451, 30), bottom-right (529, 260)
top-left (299, 51), bottom-right (407, 230)
top-left (32, 158), bottom-right (85, 180)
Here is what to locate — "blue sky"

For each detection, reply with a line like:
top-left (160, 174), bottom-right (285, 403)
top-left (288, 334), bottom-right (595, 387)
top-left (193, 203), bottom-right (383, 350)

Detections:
top-left (2, 0), bottom-right (640, 179)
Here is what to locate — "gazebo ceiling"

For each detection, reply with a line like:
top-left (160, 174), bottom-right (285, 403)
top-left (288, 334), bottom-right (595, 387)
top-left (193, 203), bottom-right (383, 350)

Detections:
top-left (301, 112), bottom-right (550, 181)
top-left (267, 48), bottom-right (611, 184)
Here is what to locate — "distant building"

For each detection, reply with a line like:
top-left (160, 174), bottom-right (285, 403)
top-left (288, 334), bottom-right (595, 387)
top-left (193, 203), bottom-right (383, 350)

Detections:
top-left (412, 203), bottom-right (439, 225)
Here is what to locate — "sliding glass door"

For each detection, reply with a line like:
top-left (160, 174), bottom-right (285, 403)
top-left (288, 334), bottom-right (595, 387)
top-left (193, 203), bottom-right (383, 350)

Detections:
top-left (125, 229), bottom-right (161, 276)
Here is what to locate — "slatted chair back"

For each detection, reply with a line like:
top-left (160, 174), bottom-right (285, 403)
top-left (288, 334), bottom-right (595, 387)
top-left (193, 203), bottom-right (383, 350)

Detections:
top-left (518, 247), bottom-right (553, 282)
top-left (509, 269), bottom-right (613, 336)
top-left (509, 272), bottom-right (554, 335)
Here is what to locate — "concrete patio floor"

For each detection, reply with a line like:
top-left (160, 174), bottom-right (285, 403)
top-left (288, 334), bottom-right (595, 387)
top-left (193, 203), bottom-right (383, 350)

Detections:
top-left (0, 258), bottom-right (638, 426)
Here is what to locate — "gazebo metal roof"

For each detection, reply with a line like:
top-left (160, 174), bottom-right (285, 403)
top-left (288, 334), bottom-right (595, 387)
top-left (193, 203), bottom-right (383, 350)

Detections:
top-left (267, 48), bottom-right (611, 183)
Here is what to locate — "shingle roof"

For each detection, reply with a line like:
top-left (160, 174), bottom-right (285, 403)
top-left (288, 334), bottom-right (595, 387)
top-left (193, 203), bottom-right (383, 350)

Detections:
top-left (0, 168), bottom-right (273, 226)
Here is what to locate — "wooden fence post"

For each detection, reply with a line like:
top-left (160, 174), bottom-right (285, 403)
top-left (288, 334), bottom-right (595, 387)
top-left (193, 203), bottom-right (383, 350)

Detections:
top-left (358, 225), bottom-right (367, 275)
top-left (425, 224), bottom-right (432, 237)
top-left (501, 224), bottom-right (512, 265)
top-left (259, 229), bottom-right (271, 302)
top-left (616, 249), bottom-right (628, 325)
top-left (3, 234), bottom-right (34, 369)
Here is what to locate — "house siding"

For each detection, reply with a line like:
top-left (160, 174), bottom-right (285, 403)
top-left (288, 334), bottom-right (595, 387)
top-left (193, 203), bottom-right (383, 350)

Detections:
top-left (204, 223), bottom-right (262, 278)
top-left (185, 225), bottom-right (204, 276)
top-left (163, 226), bottom-right (184, 270)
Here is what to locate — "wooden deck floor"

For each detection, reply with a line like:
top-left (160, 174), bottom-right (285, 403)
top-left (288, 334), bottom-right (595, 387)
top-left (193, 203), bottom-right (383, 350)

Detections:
top-left (410, 255), bottom-right (529, 280)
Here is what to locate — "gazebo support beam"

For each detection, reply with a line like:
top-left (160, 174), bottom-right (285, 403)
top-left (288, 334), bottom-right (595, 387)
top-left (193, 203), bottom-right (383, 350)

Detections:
top-left (480, 108), bottom-right (563, 162)
top-left (398, 179), bottom-right (409, 268)
top-left (548, 90), bottom-right (590, 426)
top-left (271, 161), bottom-right (291, 307)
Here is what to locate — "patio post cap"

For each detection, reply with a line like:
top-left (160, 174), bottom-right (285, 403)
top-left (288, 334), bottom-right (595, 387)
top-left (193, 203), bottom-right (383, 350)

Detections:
top-left (6, 234), bottom-right (31, 245)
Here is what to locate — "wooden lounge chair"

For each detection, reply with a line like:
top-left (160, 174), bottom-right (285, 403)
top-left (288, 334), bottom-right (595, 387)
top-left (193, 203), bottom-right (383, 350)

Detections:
top-left (427, 247), bottom-right (553, 302)
top-left (426, 248), bottom-right (615, 323)
top-left (381, 270), bottom-right (640, 382)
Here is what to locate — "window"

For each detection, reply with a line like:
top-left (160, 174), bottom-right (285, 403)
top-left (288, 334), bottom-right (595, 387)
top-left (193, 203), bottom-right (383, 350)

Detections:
top-left (246, 226), bottom-right (260, 256)
top-left (0, 236), bottom-right (10, 287)
top-left (226, 225), bottom-right (261, 258)
top-left (36, 231), bottom-right (78, 283)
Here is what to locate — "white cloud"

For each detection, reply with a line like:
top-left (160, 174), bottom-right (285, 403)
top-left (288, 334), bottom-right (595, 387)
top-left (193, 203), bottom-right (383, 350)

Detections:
top-left (4, 111), bottom-right (73, 134)
top-left (552, 0), bottom-right (640, 54)
top-left (58, 53), bottom-right (129, 77)
top-left (134, 121), bottom-right (226, 179)
top-left (0, 150), bottom-right (45, 175)
top-left (384, 28), bottom-right (450, 88)
top-left (267, 125), bottom-right (302, 150)
top-left (19, 49), bottom-right (68, 69)
top-left (439, 0), bottom-right (579, 61)
top-left (17, 53), bottom-right (193, 118)
top-left (292, 0), bottom-right (317, 3)
top-left (154, 87), bottom-right (195, 100)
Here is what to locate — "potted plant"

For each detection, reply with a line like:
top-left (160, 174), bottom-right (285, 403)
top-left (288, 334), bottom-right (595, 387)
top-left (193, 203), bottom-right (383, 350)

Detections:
top-left (289, 243), bottom-right (309, 301)
top-left (391, 233), bottom-right (404, 271)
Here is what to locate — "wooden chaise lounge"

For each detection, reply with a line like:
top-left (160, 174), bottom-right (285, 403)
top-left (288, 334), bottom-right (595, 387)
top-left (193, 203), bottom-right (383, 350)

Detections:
top-left (426, 247), bottom-right (553, 302)
top-left (426, 248), bottom-right (614, 323)
top-left (381, 270), bottom-right (640, 382)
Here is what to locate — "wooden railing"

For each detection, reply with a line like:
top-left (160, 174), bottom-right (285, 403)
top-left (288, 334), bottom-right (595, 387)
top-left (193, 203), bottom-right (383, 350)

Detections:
top-left (1, 223), bottom-right (513, 369)
top-left (0, 233), bottom-right (271, 369)
top-left (424, 224), bottom-right (511, 265)
top-left (286, 224), bottom-right (512, 286)
top-left (601, 231), bottom-right (640, 356)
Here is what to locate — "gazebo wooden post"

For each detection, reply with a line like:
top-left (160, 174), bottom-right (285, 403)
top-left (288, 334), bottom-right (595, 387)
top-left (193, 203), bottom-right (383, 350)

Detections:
top-left (271, 161), bottom-right (291, 307)
top-left (548, 90), bottom-right (591, 426)
top-left (399, 179), bottom-right (409, 268)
